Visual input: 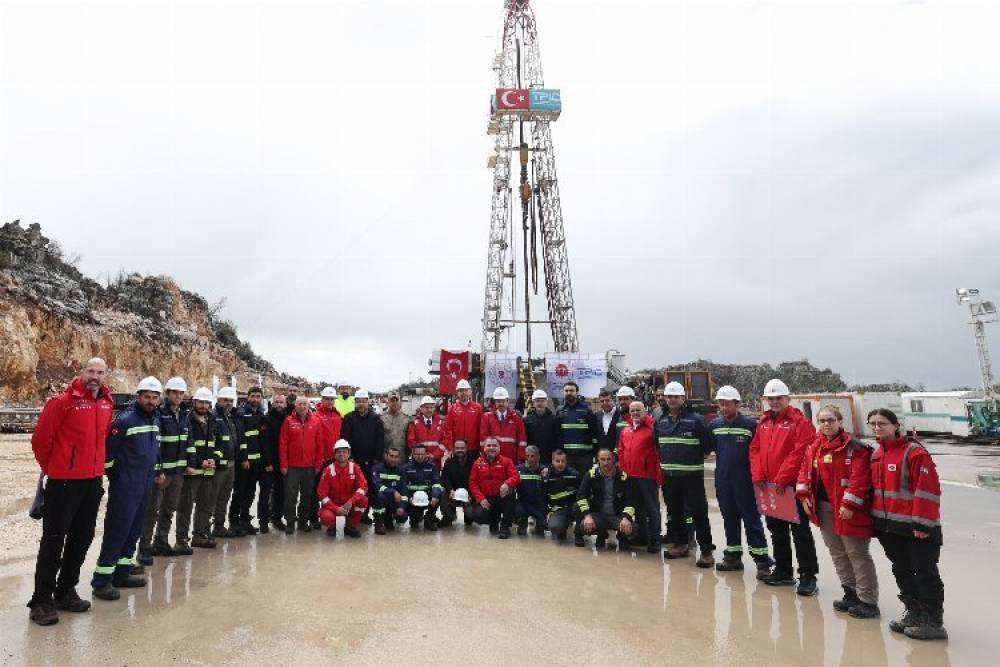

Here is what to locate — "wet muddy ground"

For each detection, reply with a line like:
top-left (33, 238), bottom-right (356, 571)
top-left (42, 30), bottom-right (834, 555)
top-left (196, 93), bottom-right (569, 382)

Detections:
top-left (1, 434), bottom-right (998, 665)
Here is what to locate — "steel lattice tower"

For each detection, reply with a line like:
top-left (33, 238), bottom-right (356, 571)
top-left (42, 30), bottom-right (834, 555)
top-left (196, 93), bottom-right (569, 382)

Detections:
top-left (481, 0), bottom-right (579, 355)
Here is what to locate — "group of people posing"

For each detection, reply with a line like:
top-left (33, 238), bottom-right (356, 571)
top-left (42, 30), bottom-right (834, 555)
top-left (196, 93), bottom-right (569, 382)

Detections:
top-left (25, 358), bottom-right (947, 643)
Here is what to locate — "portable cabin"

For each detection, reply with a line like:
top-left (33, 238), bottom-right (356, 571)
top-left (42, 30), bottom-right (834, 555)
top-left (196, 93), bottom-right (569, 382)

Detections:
top-left (787, 394), bottom-right (863, 435)
top-left (900, 391), bottom-right (976, 437)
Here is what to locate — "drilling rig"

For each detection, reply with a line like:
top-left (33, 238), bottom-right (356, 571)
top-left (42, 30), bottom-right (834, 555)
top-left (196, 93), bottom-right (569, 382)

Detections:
top-left (482, 0), bottom-right (579, 363)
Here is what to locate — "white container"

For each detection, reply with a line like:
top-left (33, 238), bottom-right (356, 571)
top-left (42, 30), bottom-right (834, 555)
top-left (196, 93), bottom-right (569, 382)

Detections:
top-left (900, 391), bottom-right (976, 437)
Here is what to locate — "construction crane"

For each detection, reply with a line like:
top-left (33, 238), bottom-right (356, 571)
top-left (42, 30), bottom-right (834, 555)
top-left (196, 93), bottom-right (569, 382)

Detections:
top-left (481, 0), bottom-right (579, 359)
top-left (956, 288), bottom-right (997, 398)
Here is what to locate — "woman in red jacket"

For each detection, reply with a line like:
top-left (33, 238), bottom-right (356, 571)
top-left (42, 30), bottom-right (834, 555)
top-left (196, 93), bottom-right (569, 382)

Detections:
top-left (797, 406), bottom-right (879, 619)
top-left (868, 409), bottom-right (947, 641)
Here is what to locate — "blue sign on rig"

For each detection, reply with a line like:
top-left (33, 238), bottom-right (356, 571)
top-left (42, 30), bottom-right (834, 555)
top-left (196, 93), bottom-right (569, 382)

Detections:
top-left (492, 88), bottom-right (562, 119)
top-left (529, 89), bottom-right (561, 112)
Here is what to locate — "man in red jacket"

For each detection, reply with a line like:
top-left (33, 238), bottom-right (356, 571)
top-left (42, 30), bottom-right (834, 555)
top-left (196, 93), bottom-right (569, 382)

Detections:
top-left (442, 379), bottom-right (483, 457)
top-left (617, 401), bottom-right (663, 553)
top-left (279, 396), bottom-right (322, 534)
top-left (749, 379), bottom-right (819, 594)
top-left (314, 387), bottom-right (343, 465)
top-left (407, 396), bottom-right (447, 467)
top-left (317, 440), bottom-right (369, 538)
top-left (28, 358), bottom-right (115, 626)
top-left (479, 387), bottom-right (527, 463)
top-left (469, 436), bottom-right (521, 538)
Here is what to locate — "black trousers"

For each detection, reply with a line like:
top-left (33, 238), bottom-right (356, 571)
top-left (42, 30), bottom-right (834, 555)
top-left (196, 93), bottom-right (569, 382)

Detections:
top-left (471, 494), bottom-right (515, 528)
top-left (662, 475), bottom-right (714, 550)
top-left (877, 531), bottom-right (944, 612)
top-left (266, 468), bottom-right (284, 522)
top-left (232, 462), bottom-right (263, 525)
top-left (31, 477), bottom-right (103, 605)
top-left (765, 499), bottom-right (818, 577)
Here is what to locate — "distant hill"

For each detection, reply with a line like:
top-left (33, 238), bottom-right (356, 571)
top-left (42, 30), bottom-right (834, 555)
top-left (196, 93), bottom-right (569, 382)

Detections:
top-left (0, 220), bottom-right (306, 403)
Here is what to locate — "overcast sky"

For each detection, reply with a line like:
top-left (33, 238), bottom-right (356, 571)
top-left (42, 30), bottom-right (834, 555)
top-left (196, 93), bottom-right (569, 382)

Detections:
top-left (2, 0), bottom-right (999, 391)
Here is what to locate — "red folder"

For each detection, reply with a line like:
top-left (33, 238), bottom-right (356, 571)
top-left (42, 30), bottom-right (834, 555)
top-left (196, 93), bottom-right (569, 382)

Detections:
top-left (754, 483), bottom-right (800, 523)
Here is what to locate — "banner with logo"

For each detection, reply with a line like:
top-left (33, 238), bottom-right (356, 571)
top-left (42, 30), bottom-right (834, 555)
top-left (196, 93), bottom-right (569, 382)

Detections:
top-left (438, 349), bottom-right (471, 395)
top-left (545, 353), bottom-right (608, 399)
top-left (484, 352), bottom-right (520, 400)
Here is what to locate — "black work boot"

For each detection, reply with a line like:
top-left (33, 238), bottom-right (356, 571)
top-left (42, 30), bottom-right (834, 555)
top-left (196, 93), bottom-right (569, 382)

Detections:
top-left (137, 546), bottom-right (154, 566)
top-left (498, 525), bottom-right (511, 539)
top-left (375, 517), bottom-right (387, 535)
top-left (191, 535), bottom-right (215, 549)
top-left (243, 521), bottom-right (259, 535)
top-left (150, 539), bottom-right (175, 557)
top-left (173, 539), bottom-right (193, 556)
top-left (762, 570), bottom-right (796, 586)
top-left (574, 533), bottom-right (585, 547)
top-left (533, 523), bottom-right (547, 537)
top-left (424, 516), bottom-right (439, 532)
top-left (796, 576), bottom-right (819, 597)
top-left (92, 584), bottom-right (121, 601)
top-left (848, 601), bottom-right (881, 619)
top-left (889, 596), bottom-right (921, 633)
top-left (834, 586), bottom-right (861, 612)
top-left (54, 588), bottom-right (91, 613)
top-left (344, 526), bottom-right (362, 538)
top-left (272, 517), bottom-right (287, 531)
top-left (326, 525), bottom-right (337, 537)
top-left (517, 519), bottom-right (528, 536)
top-left (904, 608), bottom-right (948, 641)
top-left (28, 600), bottom-right (59, 626)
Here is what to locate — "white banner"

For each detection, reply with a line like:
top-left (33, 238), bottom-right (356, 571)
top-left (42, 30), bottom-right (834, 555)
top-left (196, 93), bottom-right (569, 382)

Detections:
top-left (545, 353), bottom-right (608, 399)
top-left (484, 352), bottom-right (520, 399)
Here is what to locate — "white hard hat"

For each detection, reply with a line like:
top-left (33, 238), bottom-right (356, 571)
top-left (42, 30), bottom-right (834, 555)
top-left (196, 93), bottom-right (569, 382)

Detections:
top-left (456, 379), bottom-right (472, 390)
top-left (355, 389), bottom-right (369, 399)
top-left (531, 389), bottom-right (548, 400)
top-left (715, 385), bottom-right (742, 401)
top-left (615, 386), bottom-right (635, 398)
top-left (763, 379), bottom-right (791, 397)
top-left (411, 490), bottom-right (430, 507)
top-left (217, 386), bottom-right (238, 401)
top-left (321, 386), bottom-right (336, 398)
top-left (452, 488), bottom-right (470, 503)
top-left (192, 387), bottom-right (214, 403)
top-left (333, 439), bottom-right (351, 451)
top-left (164, 377), bottom-right (187, 393)
top-left (664, 381), bottom-right (686, 397)
top-left (136, 376), bottom-right (163, 394)
top-left (420, 396), bottom-right (436, 407)
top-left (492, 387), bottom-right (509, 400)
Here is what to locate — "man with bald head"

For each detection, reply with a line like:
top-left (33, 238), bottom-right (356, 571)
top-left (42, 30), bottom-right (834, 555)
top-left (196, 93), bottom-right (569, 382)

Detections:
top-left (28, 358), bottom-right (115, 625)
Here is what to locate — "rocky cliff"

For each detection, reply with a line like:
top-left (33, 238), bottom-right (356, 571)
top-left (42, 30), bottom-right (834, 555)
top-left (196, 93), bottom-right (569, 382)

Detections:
top-left (0, 221), bottom-right (302, 404)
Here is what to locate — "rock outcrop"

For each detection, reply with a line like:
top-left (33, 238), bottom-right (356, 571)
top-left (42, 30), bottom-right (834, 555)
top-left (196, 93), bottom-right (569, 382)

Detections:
top-left (0, 221), bottom-right (302, 404)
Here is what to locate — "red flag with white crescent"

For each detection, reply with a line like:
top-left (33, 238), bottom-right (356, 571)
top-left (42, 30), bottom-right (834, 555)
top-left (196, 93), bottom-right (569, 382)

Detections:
top-left (438, 350), bottom-right (470, 395)
top-left (496, 88), bottom-right (529, 110)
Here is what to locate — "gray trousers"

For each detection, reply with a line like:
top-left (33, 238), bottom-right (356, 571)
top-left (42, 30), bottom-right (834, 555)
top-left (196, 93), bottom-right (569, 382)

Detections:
top-left (140, 475), bottom-right (183, 547)
top-left (818, 502), bottom-right (879, 605)
top-left (284, 467), bottom-right (314, 525)
top-left (211, 466), bottom-right (236, 530)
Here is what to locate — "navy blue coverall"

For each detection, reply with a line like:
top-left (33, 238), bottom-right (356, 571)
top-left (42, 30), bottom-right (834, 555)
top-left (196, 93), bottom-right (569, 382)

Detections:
top-left (91, 405), bottom-right (160, 588)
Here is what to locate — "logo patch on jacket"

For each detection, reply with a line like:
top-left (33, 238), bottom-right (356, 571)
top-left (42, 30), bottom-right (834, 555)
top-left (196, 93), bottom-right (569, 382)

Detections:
top-left (887, 464), bottom-right (897, 472)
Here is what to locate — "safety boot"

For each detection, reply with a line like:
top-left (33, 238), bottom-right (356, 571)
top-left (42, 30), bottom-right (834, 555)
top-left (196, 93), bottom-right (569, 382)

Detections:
top-left (796, 576), bottom-right (819, 597)
top-left (243, 520), bottom-right (259, 535)
top-left (173, 539), bottom-right (194, 556)
top-left (424, 516), bottom-right (439, 532)
top-left (375, 520), bottom-right (387, 535)
top-left (326, 526), bottom-right (337, 537)
top-left (664, 544), bottom-right (689, 560)
top-left (137, 546), bottom-right (154, 566)
top-left (762, 570), bottom-right (796, 586)
top-left (212, 525), bottom-right (233, 538)
top-left (150, 539), bottom-right (175, 557)
top-left (517, 519), bottom-right (528, 536)
top-left (130, 565), bottom-right (146, 576)
top-left (271, 517), bottom-right (287, 531)
top-left (92, 584), bottom-right (121, 601)
top-left (498, 526), bottom-right (511, 539)
top-left (696, 549), bottom-right (715, 569)
top-left (230, 525), bottom-right (247, 538)
top-left (191, 535), bottom-right (215, 549)
top-left (889, 596), bottom-right (921, 633)
top-left (904, 609), bottom-right (948, 641)
top-left (716, 554), bottom-right (744, 572)
top-left (533, 523), bottom-right (547, 537)
top-left (28, 600), bottom-right (59, 625)
top-left (54, 588), bottom-right (91, 613)
top-left (848, 601), bottom-right (881, 619)
top-left (834, 586), bottom-right (860, 612)
top-left (574, 534), bottom-right (585, 547)
top-left (344, 526), bottom-right (362, 538)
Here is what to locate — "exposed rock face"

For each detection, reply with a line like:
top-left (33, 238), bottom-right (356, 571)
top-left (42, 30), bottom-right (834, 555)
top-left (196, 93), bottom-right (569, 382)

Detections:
top-left (0, 221), bottom-right (300, 404)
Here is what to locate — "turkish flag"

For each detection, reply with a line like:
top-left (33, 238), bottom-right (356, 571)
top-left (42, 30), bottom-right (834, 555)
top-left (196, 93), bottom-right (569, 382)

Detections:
top-left (439, 350), bottom-right (470, 395)
top-left (496, 88), bottom-right (529, 110)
